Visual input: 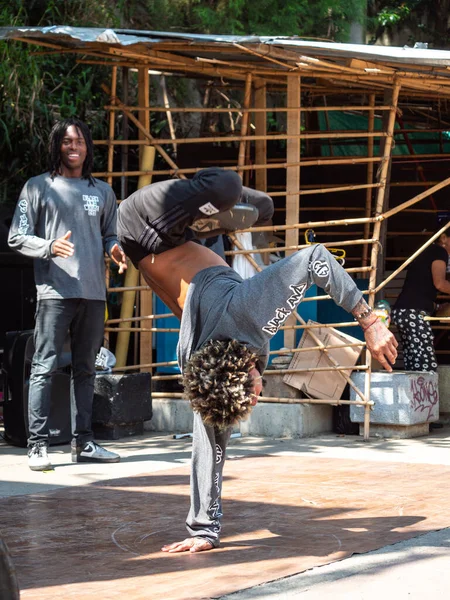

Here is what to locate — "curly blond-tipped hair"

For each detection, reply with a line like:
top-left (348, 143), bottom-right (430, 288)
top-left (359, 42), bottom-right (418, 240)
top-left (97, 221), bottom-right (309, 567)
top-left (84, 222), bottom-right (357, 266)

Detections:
top-left (182, 339), bottom-right (258, 430)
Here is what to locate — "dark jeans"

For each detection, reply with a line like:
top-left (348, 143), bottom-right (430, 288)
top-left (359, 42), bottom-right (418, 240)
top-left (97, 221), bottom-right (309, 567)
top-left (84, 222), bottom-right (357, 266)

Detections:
top-left (28, 298), bottom-right (105, 446)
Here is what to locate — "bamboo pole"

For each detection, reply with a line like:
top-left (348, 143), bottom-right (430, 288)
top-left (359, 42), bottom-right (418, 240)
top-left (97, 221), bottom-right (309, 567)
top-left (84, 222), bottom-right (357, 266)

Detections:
top-left (364, 79), bottom-right (401, 440)
top-left (113, 361), bottom-right (178, 372)
top-left (233, 41), bottom-right (298, 71)
top-left (362, 93), bottom-right (375, 272)
top-left (322, 95), bottom-right (334, 156)
top-left (383, 175), bottom-right (450, 219)
top-left (149, 391), bottom-right (374, 405)
top-left (107, 312), bottom-right (173, 324)
top-left (298, 183), bottom-right (380, 195)
top-left (121, 66), bottom-right (129, 202)
top-left (101, 84), bottom-right (188, 179)
top-left (368, 81), bottom-right (401, 301)
top-left (264, 365), bottom-right (369, 374)
top-left (107, 66), bottom-right (117, 188)
top-left (374, 220), bottom-right (450, 293)
top-left (152, 364), bottom-right (368, 379)
top-left (254, 80), bottom-right (267, 193)
top-left (237, 73), bottom-right (253, 177)
top-left (268, 342), bottom-right (366, 354)
top-left (93, 146), bottom-right (450, 166)
top-left (137, 69), bottom-right (154, 372)
top-left (259, 396), bottom-right (372, 405)
top-left (107, 285), bottom-right (150, 293)
top-left (285, 74), bottom-right (301, 349)
top-left (104, 104), bottom-right (393, 113)
top-left (225, 238), bottom-right (376, 256)
top-left (104, 66), bottom-right (117, 348)
top-left (115, 268), bottom-right (140, 368)
top-left (228, 234), bottom-right (261, 271)
top-left (111, 341), bottom-right (365, 373)
top-left (115, 145), bottom-right (155, 368)
top-left (424, 317), bottom-right (450, 321)
top-left (160, 74), bottom-right (177, 155)
top-left (92, 156), bottom-right (383, 174)
top-left (138, 159), bottom-right (156, 372)
top-left (94, 130), bottom-right (387, 146)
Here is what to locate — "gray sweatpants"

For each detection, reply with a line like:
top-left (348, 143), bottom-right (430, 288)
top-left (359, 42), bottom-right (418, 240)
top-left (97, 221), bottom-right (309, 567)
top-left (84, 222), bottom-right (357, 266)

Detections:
top-left (186, 244), bottom-right (363, 546)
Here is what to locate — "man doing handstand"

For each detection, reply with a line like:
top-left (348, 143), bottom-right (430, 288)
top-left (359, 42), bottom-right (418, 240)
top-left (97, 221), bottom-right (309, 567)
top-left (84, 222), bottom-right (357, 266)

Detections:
top-left (117, 168), bottom-right (398, 553)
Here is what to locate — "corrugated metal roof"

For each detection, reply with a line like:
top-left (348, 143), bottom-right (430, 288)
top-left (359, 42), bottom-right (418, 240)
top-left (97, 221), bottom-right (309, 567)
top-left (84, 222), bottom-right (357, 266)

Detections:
top-left (3, 25), bottom-right (450, 96)
top-left (2, 25), bottom-right (450, 66)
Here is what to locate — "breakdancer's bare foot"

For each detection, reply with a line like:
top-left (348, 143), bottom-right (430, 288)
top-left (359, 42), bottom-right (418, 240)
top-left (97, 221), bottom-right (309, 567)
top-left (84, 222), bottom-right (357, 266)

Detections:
top-left (161, 537), bottom-right (214, 553)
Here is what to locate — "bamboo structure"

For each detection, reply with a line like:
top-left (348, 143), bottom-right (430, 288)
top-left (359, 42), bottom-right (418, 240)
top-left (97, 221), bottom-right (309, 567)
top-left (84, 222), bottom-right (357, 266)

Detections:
top-left (10, 28), bottom-right (450, 440)
top-left (97, 62), bottom-right (448, 441)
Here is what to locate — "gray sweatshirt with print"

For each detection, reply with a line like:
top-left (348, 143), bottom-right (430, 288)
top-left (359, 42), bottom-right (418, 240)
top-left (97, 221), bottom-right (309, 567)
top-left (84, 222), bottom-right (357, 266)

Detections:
top-left (8, 173), bottom-right (119, 301)
top-left (177, 244), bottom-right (363, 547)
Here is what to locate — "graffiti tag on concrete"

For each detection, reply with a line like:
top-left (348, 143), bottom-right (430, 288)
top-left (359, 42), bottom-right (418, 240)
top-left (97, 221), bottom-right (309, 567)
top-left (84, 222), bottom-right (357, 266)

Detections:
top-left (410, 377), bottom-right (438, 421)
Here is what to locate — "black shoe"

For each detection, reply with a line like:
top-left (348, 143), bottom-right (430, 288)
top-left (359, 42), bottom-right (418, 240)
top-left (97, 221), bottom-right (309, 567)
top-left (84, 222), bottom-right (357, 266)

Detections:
top-left (71, 441), bottom-right (120, 463)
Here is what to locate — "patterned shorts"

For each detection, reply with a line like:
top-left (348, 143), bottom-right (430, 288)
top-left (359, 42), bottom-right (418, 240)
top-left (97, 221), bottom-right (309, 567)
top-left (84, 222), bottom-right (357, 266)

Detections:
top-left (391, 308), bottom-right (437, 372)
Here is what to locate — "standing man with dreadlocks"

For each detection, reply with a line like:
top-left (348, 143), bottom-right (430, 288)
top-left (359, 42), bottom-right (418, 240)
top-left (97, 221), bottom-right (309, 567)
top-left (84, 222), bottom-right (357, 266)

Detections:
top-left (8, 118), bottom-right (127, 471)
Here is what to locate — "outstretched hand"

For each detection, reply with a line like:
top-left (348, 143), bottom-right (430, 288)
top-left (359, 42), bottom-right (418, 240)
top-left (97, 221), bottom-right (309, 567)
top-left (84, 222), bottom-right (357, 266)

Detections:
top-left (161, 537), bottom-right (214, 554)
top-left (110, 243), bottom-right (128, 274)
top-left (363, 318), bottom-right (398, 372)
top-left (52, 231), bottom-right (74, 258)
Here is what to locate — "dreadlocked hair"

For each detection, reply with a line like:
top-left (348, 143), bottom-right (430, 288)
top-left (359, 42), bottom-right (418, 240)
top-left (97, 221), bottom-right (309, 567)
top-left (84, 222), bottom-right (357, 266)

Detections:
top-left (182, 339), bottom-right (258, 431)
top-left (48, 117), bottom-right (95, 185)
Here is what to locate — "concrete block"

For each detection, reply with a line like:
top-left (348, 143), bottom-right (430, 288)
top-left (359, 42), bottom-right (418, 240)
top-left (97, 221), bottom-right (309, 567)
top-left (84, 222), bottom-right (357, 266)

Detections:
top-left (93, 373), bottom-right (152, 439)
top-left (437, 365), bottom-right (450, 415)
top-left (147, 372), bottom-right (333, 438)
top-left (239, 402), bottom-right (332, 438)
top-left (145, 399), bottom-right (194, 433)
top-left (264, 372), bottom-right (300, 400)
top-left (350, 371), bottom-right (439, 427)
top-left (358, 423), bottom-right (430, 439)
top-left (257, 372), bottom-right (332, 437)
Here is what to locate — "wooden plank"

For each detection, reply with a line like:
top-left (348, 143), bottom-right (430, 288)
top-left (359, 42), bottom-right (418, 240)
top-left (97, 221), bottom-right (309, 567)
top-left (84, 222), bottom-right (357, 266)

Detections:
top-left (254, 80), bottom-right (267, 192)
top-left (362, 93), bottom-right (375, 273)
top-left (237, 73), bottom-right (253, 177)
top-left (284, 75), bottom-right (301, 348)
top-left (137, 68), bottom-right (154, 372)
top-left (138, 67), bottom-right (150, 160)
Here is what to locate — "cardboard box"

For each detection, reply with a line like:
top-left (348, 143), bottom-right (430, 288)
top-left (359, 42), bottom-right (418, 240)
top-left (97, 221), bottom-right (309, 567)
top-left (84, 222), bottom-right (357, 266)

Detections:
top-left (283, 321), bottom-right (363, 400)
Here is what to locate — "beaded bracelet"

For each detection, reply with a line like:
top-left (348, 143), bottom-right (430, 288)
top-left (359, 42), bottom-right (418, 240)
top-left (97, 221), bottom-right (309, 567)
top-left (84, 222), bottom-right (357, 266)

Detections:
top-left (355, 306), bottom-right (373, 320)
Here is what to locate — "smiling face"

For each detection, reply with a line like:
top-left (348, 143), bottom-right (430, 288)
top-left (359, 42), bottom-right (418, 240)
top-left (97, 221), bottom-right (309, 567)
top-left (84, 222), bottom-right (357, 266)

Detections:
top-left (59, 125), bottom-right (87, 177)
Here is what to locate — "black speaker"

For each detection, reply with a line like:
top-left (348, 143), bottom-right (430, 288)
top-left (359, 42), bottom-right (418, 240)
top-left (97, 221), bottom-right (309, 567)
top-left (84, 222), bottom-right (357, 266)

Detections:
top-left (2, 330), bottom-right (72, 447)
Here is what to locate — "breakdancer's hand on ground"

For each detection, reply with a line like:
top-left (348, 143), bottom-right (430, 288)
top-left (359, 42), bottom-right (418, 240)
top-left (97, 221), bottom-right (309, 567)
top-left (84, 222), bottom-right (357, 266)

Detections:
top-left (363, 318), bottom-right (398, 372)
top-left (162, 537), bottom-right (214, 553)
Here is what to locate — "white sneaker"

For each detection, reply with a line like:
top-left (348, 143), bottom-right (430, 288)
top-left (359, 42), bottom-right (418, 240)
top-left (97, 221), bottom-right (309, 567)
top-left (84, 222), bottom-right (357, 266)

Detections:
top-left (28, 442), bottom-right (53, 471)
top-left (72, 441), bottom-right (120, 463)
